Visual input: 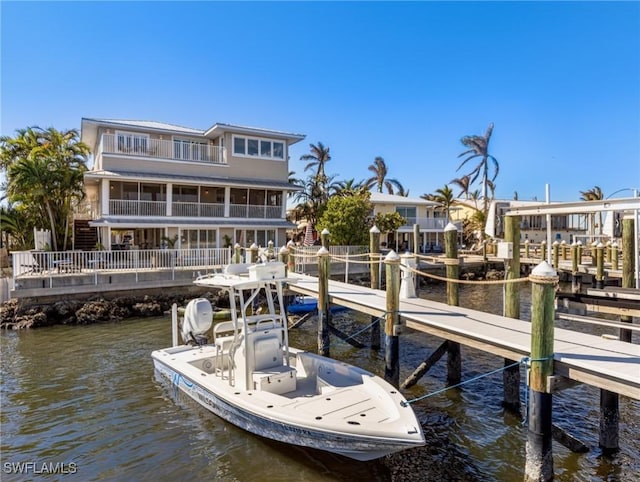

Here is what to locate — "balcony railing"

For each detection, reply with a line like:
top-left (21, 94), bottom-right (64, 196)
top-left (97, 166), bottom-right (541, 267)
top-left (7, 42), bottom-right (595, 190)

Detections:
top-left (106, 200), bottom-right (282, 218)
top-left (172, 202), bottom-right (225, 217)
top-left (400, 217), bottom-right (452, 230)
top-left (230, 204), bottom-right (282, 219)
top-left (100, 133), bottom-right (226, 164)
top-left (110, 200), bottom-right (166, 216)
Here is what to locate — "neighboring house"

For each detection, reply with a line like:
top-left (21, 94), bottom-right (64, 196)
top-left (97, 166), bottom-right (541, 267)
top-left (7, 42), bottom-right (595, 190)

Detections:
top-left (369, 192), bottom-right (453, 252)
top-left (451, 199), bottom-right (588, 244)
top-left (78, 118), bottom-right (305, 251)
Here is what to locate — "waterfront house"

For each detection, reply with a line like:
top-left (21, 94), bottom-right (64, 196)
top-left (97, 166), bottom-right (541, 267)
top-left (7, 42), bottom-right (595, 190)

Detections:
top-left (78, 118), bottom-right (305, 251)
top-left (450, 199), bottom-right (588, 244)
top-left (369, 192), bottom-right (451, 252)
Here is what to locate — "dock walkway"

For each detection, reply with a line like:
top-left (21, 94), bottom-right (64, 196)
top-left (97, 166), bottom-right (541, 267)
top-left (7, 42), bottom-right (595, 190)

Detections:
top-left (288, 273), bottom-right (639, 400)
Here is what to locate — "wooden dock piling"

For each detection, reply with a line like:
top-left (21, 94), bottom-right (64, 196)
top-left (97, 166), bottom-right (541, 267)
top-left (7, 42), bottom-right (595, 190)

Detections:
top-left (600, 214), bottom-right (637, 452)
top-left (317, 246), bottom-right (331, 357)
top-left (570, 242), bottom-right (581, 293)
top-left (384, 250), bottom-right (401, 387)
top-left (234, 243), bottom-right (242, 264)
top-left (525, 261), bottom-right (557, 482)
top-left (552, 241), bottom-right (559, 269)
top-left (503, 215), bottom-right (521, 414)
top-left (249, 243), bottom-right (259, 264)
top-left (370, 226), bottom-right (381, 349)
top-left (595, 242), bottom-right (605, 289)
top-left (444, 223), bottom-right (461, 385)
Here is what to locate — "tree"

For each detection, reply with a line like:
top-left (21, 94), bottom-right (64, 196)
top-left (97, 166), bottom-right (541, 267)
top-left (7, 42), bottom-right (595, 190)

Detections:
top-left (456, 122), bottom-right (499, 215)
top-left (580, 185), bottom-right (604, 236)
top-left (366, 156), bottom-right (405, 194)
top-left (450, 174), bottom-right (471, 199)
top-left (289, 176), bottom-right (326, 228)
top-left (330, 178), bottom-right (367, 197)
top-left (300, 142), bottom-right (331, 204)
top-left (372, 212), bottom-right (405, 236)
top-left (1, 127), bottom-right (89, 251)
top-left (316, 191), bottom-right (372, 245)
top-left (0, 204), bottom-right (34, 250)
top-left (422, 184), bottom-right (455, 220)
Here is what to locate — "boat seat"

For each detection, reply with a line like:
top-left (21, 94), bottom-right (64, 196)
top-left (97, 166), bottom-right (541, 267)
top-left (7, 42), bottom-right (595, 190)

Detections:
top-left (250, 333), bottom-right (297, 394)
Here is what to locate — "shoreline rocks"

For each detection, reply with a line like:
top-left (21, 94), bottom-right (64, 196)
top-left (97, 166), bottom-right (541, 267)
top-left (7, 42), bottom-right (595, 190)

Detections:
top-left (0, 292), bottom-right (227, 330)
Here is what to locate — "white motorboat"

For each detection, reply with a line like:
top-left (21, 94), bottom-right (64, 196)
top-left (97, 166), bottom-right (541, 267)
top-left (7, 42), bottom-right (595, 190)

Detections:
top-left (151, 262), bottom-right (424, 461)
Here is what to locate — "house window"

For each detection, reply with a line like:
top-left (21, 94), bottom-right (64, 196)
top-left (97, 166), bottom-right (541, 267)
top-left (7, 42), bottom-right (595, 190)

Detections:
top-left (395, 207), bottom-right (416, 223)
top-left (233, 137), bottom-right (246, 155)
top-left (235, 229), bottom-right (276, 247)
top-left (116, 131), bottom-right (148, 154)
top-left (232, 135), bottom-right (285, 160)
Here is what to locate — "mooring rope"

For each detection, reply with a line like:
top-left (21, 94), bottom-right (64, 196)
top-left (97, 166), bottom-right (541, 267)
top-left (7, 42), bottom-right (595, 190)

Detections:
top-left (401, 355), bottom-right (554, 425)
top-left (405, 264), bottom-right (530, 285)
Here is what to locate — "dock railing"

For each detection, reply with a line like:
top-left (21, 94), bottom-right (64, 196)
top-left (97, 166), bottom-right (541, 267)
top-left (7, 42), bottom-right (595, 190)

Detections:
top-left (12, 248), bottom-right (232, 288)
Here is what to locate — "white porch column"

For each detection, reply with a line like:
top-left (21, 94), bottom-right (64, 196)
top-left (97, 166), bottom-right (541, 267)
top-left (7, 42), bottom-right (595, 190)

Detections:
top-left (281, 190), bottom-right (287, 218)
top-left (166, 183), bottom-right (172, 216)
top-left (224, 187), bottom-right (231, 217)
top-left (101, 180), bottom-right (110, 215)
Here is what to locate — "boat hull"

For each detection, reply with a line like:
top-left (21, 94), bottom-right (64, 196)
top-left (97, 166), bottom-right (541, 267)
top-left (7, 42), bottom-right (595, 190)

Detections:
top-left (152, 348), bottom-right (423, 461)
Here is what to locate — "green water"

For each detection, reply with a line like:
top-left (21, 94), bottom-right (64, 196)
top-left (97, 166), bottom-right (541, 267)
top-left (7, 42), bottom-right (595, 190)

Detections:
top-left (1, 283), bottom-right (638, 481)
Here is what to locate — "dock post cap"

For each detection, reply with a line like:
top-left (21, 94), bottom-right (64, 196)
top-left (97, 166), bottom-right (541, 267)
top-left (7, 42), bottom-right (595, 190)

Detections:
top-left (250, 243), bottom-right (258, 249)
top-left (385, 250), bottom-right (400, 262)
top-left (553, 240), bottom-right (559, 245)
top-left (444, 222), bottom-right (458, 232)
top-left (279, 245), bottom-right (289, 254)
top-left (321, 228), bottom-right (330, 235)
top-left (596, 242), bottom-right (605, 248)
top-left (531, 261), bottom-right (557, 277)
top-left (369, 225), bottom-right (380, 233)
top-left (234, 243), bottom-right (241, 248)
top-left (317, 246), bottom-right (329, 255)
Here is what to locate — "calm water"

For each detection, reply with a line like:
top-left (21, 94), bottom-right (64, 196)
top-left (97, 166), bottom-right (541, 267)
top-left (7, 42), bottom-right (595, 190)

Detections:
top-left (1, 283), bottom-right (638, 481)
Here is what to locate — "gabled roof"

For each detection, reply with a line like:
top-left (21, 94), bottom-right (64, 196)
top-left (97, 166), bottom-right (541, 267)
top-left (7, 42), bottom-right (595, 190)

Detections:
top-left (370, 192), bottom-right (440, 207)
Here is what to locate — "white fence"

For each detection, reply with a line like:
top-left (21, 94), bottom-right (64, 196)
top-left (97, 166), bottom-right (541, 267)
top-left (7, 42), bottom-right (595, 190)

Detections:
top-left (12, 248), bottom-right (232, 284)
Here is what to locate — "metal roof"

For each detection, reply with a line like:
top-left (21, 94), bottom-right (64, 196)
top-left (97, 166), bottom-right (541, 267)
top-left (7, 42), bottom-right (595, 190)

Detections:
top-left (82, 118), bottom-right (204, 135)
top-left (370, 192), bottom-right (440, 206)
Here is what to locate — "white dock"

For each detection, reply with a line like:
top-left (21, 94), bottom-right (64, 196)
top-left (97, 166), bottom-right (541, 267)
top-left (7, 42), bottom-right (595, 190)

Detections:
top-left (288, 273), bottom-right (640, 400)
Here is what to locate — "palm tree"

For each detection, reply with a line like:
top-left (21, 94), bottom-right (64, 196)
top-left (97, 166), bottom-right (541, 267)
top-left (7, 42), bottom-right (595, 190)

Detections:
top-left (330, 178), bottom-right (367, 197)
top-left (580, 186), bottom-right (604, 236)
top-left (456, 123), bottom-right (499, 215)
top-left (1, 127), bottom-right (89, 251)
top-left (300, 142), bottom-right (331, 203)
top-left (366, 156), bottom-right (405, 194)
top-left (422, 185), bottom-right (455, 220)
top-left (450, 174), bottom-right (471, 199)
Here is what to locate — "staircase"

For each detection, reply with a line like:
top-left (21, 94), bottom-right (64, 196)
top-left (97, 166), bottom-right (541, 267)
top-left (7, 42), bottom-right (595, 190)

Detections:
top-left (73, 219), bottom-right (98, 251)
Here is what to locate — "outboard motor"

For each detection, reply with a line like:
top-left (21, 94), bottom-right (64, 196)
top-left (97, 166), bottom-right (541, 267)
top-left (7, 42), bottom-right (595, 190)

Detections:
top-left (181, 298), bottom-right (213, 346)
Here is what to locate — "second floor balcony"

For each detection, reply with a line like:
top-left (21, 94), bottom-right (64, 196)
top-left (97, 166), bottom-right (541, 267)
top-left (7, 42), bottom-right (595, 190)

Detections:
top-left (399, 217), bottom-right (452, 230)
top-left (99, 133), bottom-right (226, 164)
top-left (107, 199), bottom-right (282, 219)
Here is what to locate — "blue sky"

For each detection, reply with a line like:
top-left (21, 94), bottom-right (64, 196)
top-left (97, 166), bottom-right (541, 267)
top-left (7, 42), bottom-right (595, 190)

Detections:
top-left (2, 1), bottom-right (639, 202)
